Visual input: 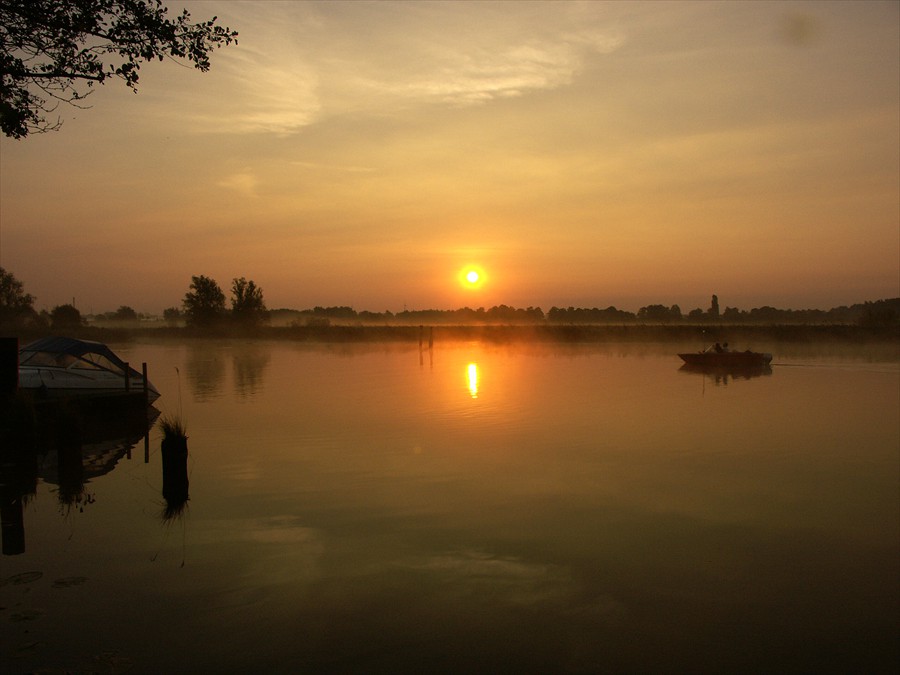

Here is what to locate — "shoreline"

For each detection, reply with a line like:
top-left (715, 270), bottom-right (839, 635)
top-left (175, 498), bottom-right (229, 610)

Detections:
top-left (5, 322), bottom-right (898, 345)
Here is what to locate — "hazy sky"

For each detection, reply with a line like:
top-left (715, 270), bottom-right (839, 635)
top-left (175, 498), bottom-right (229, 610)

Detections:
top-left (1, 0), bottom-right (898, 315)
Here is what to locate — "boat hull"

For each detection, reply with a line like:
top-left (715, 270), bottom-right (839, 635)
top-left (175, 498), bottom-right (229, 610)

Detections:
top-left (17, 337), bottom-right (161, 403)
top-left (18, 367), bottom-right (160, 403)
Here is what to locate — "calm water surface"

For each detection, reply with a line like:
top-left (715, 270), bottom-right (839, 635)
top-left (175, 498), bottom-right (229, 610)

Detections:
top-left (2, 339), bottom-right (898, 673)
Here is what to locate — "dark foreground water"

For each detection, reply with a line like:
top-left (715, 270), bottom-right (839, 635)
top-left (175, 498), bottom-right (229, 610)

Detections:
top-left (2, 339), bottom-right (898, 673)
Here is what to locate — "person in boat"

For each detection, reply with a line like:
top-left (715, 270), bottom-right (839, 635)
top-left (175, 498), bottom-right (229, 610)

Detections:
top-left (714, 342), bottom-right (723, 353)
top-left (722, 342), bottom-right (729, 352)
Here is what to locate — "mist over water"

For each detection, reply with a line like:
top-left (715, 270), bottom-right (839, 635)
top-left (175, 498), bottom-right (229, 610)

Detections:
top-left (2, 339), bottom-right (898, 673)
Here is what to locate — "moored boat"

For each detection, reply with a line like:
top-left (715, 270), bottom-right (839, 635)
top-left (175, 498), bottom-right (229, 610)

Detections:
top-left (17, 337), bottom-right (160, 403)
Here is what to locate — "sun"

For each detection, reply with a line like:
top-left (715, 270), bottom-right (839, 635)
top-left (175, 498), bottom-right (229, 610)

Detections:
top-left (459, 266), bottom-right (486, 289)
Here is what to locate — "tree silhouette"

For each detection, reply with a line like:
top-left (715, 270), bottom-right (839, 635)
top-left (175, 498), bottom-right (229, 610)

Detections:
top-left (163, 306), bottom-right (181, 325)
top-left (231, 277), bottom-right (267, 325)
top-left (0, 266), bottom-right (36, 327)
top-left (183, 275), bottom-right (225, 327)
top-left (50, 303), bottom-right (82, 329)
top-left (637, 304), bottom-right (682, 323)
top-left (112, 305), bottom-right (138, 321)
top-left (0, 0), bottom-right (237, 138)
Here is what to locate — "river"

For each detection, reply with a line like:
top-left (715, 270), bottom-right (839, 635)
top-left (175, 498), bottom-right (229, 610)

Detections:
top-left (2, 338), bottom-right (898, 673)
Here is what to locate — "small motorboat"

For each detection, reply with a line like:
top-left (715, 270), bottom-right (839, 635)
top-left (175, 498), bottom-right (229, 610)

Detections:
top-left (678, 346), bottom-right (773, 368)
top-left (18, 337), bottom-right (160, 403)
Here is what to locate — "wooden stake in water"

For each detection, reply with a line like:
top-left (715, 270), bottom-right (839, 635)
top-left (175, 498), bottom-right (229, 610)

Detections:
top-left (0, 337), bottom-right (18, 396)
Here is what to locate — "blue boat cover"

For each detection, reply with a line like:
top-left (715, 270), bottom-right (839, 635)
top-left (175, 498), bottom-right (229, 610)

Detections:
top-left (20, 337), bottom-right (133, 374)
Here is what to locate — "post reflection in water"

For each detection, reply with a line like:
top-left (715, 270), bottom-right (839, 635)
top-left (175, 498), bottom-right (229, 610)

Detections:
top-left (466, 362), bottom-right (479, 398)
top-left (54, 440), bottom-right (92, 515)
top-left (0, 444), bottom-right (36, 556)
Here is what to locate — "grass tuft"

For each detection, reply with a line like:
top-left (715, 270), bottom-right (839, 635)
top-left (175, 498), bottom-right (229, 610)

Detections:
top-left (160, 414), bottom-right (187, 440)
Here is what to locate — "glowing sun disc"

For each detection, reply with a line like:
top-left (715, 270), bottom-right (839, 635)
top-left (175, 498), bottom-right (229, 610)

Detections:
top-left (458, 265), bottom-right (486, 290)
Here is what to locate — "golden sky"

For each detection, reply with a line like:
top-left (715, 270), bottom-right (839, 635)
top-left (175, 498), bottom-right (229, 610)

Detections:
top-left (1, 0), bottom-right (898, 314)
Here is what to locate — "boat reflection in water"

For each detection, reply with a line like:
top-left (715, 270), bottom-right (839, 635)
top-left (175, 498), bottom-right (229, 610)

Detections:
top-left (679, 361), bottom-right (773, 386)
top-left (0, 404), bottom-right (159, 555)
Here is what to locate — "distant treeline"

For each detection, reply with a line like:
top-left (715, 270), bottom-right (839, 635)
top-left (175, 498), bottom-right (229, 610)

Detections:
top-left (274, 304), bottom-right (547, 326)
top-left (3, 255), bottom-right (898, 336)
top-left (268, 298), bottom-right (900, 328)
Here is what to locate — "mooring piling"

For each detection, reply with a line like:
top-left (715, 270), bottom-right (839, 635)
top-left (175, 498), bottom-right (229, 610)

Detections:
top-left (0, 337), bottom-right (18, 397)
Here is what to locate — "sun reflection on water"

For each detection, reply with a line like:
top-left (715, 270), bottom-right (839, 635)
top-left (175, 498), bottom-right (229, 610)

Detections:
top-left (467, 362), bottom-right (479, 398)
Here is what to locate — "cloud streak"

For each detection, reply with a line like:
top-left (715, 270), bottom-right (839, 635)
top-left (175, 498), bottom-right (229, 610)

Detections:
top-left (163, 0), bottom-right (625, 134)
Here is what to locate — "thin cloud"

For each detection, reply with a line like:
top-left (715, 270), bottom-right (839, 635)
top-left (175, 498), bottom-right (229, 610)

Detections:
top-left (165, 1), bottom-right (625, 133)
top-left (176, 45), bottom-right (322, 135)
top-left (290, 160), bottom-right (377, 174)
top-left (217, 170), bottom-right (259, 196)
top-left (353, 31), bottom-right (624, 107)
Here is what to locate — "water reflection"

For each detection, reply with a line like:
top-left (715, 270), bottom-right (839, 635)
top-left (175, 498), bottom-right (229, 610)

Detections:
top-left (0, 445), bottom-right (36, 556)
top-left (233, 344), bottom-right (271, 398)
top-left (185, 343), bottom-right (226, 401)
top-left (419, 328), bottom-right (434, 367)
top-left (0, 405), bottom-right (158, 555)
top-left (467, 362), bottom-right (479, 398)
top-left (53, 436), bottom-right (93, 515)
top-left (2, 341), bottom-right (897, 673)
top-left (679, 362), bottom-right (773, 386)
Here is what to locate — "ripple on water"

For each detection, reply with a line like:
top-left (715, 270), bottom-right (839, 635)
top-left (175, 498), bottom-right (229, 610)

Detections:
top-left (1, 571), bottom-right (43, 586)
top-left (9, 609), bottom-right (44, 622)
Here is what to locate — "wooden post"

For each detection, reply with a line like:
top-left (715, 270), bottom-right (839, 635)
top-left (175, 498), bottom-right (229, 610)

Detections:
top-left (142, 362), bottom-right (150, 463)
top-left (124, 361), bottom-right (130, 394)
top-left (0, 337), bottom-right (18, 396)
top-left (161, 431), bottom-right (189, 519)
top-left (1, 497), bottom-right (25, 555)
